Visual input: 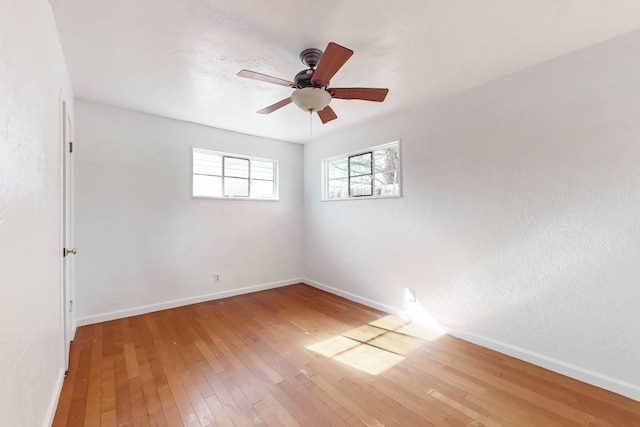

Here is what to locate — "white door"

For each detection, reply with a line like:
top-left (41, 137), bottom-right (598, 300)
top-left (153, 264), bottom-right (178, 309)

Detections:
top-left (61, 101), bottom-right (75, 369)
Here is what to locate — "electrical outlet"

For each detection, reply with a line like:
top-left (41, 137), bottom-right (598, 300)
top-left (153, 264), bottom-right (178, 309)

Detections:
top-left (214, 273), bottom-right (220, 283)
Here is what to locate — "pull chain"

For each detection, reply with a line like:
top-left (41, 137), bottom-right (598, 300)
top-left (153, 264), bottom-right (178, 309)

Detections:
top-left (309, 110), bottom-right (313, 137)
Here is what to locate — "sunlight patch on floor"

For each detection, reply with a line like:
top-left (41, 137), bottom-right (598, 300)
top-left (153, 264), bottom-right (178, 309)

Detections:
top-left (307, 335), bottom-right (361, 358)
top-left (394, 323), bottom-right (444, 341)
top-left (369, 314), bottom-right (410, 330)
top-left (307, 313), bottom-right (441, 375)
top-left (341, 324), bottom-right (386, 342)
top-left (368, 330), bottom-right (426, 355)
top-left (333, 342), bottom-right (405, 376)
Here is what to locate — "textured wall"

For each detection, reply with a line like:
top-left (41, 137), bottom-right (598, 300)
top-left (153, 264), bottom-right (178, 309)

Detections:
top-left (74, 101), bottom-right (303, 322)
top-left (0, 0), bottom-right (74, 425)
top-left (303, 29), bottom-right (640, 399)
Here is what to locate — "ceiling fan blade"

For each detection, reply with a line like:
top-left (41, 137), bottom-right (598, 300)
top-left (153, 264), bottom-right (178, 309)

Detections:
top-left (257, 97), bottom-right (292, 114)
top-left (238, 70), bottom-right (296, 87)
top-left (317, 106), bottom-right (338, 124)
top-left (329, 88), bottom-right (389, 102)
top-left (310, 42), bottom-right (353, 87)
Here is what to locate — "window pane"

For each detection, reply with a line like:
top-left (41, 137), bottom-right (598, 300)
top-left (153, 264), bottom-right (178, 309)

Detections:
top-left (374, 146), bottom-right (399, 173)
top-left (374, 172), bottom-right (399, 196)
top-left (328, 158), bottom-right (348, 179)
top-left (349, 153), bottom-right (372, 176)
top-left (251, 160), bottom-right (274, 181)
top-left (193, 151), bottom-right (222, 176)
top-left (224, 177), bottom-right (249, 197)
top-left (250, 179), bottom-right (274, 198)
top-left (224, 157), bottom-right (249, 178)
top-left (193, 174), bottom-right (222, 197)
top-left (322, 142), bottom-right (400, 200)
top-left (193, 148), bottom-right (279, 200)
top-left (350, 175), bottom-right (373, 197)
top-left (328, 178), bottom-right (348, 199)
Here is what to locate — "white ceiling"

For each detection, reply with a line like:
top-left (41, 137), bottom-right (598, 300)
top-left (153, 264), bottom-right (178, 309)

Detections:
top-left (50, 1), bottom-right (640, 143)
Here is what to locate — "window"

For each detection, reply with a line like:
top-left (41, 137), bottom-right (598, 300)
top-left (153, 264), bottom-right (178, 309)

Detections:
top-left (192, 148), bottom-right (278, 200)
top-left (323, 141), bottom-right (401, 200)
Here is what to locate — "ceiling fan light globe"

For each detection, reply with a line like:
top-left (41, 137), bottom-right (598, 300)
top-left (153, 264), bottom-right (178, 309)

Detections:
top-left (291, 87), bottom-right (331, 112)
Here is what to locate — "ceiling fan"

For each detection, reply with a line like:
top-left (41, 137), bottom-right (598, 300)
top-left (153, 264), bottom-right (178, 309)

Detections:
top-left (237, 42), bottom-right (389, 124)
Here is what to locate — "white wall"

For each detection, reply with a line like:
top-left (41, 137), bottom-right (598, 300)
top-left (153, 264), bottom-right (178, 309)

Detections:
top-left (74, 101), bottom-right (303, 324)
top-left (0, 0), bottom-right (74, 426)
top-left (303, 29), bottom-right (640, 400)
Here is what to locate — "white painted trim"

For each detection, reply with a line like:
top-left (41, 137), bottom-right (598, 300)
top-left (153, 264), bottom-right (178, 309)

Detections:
top-left (302, 278), bottom-right (640, 403)
top-left (441, 325), bottom-right (640, 402)
top-left (58, 93), bottom-right (67, 375)
top-left (44, 368), bottom-right (66, 427)
top-left (303, 278), bottom-right (408, 320)
top-left (75, 278), bottom-right (302, 327)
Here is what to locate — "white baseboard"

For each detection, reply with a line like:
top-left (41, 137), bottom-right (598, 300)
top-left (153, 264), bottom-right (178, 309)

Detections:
top-left (303, 278), bottom-right (409, 319)
top-left (44, 368), bottom-right (65, 427)
top-left (72, 277), bottom-right (640, 402)
top-left (441, 325), bottom-right (640, 402)
top-left (75, 278), bottom-right (302, 327)
top-left (303, 278), bottom-right (640, 403)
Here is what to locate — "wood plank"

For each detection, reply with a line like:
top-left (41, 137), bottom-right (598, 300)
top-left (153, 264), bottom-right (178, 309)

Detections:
top-left (135, 346), bottom-right (169, 427)
top-left (53, 284), bottom-right (640, 426)
top-left (196, 360), bottom-right (250, 426)
top-left (277, 376), bottom-right (347, 426)
top-left (309, 373), bottom-right (389, 426)
top-left (100, 354), bottom-right (117, 427)
top-left (153, 338), bottom-right (200, 425)
top-left (83, 324), bottom-right (103, 426)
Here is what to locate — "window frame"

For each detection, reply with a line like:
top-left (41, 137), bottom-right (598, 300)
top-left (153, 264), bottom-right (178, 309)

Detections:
top-left (191, 147), bottom-right (279, 201)
top-left (322, 141), bottom-right (401, 201)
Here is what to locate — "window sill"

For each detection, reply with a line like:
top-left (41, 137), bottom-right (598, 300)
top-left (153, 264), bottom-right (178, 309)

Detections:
top-left (321, 194), bottom-right (401, 202)
top-left (192, 195), bottom-right (280, 202)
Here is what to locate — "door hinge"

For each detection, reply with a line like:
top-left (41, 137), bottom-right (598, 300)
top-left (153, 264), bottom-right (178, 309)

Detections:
top-left (69, 141), bottom-right (73, 153)
top-left (69, 300), bottom-right (73, 312)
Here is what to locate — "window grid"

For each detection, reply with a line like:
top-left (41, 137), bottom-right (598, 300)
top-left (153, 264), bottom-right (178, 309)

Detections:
top-left (323, 141), bottom-right (400, 200)
top-left (192, 148), bottom-right (278, 200)
top-left (348, 152), bottom-right (374, 197)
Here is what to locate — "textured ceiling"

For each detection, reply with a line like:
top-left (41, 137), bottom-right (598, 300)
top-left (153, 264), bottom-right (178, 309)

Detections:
top-left (50, 0), bottom-right (640, 143)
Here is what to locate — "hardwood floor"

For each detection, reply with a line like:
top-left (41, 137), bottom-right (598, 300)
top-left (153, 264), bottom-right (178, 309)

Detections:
top-left (54, 284), bottom-right (640, 426)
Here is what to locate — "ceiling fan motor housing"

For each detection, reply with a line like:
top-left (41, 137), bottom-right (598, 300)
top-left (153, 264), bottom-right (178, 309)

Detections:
top-left (296, 48), bottom-right (326, 88)
top-left (294, 69), bottom-right (327, 88)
